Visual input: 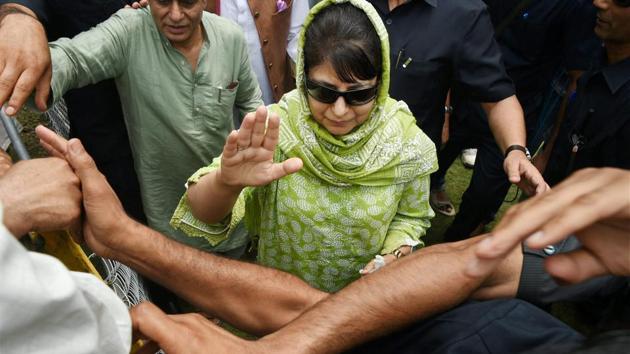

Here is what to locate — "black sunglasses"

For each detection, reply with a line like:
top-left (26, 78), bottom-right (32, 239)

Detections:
top-left (614, 0), bottom-right (630, 7)
top-left (305, 79), bottom-right (378, 106)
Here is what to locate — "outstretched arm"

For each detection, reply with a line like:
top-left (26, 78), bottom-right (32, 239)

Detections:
top-left (130, 235), bottom-right (522, 354)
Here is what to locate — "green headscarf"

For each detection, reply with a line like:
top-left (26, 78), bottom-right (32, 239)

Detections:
top-left (271, 0), bottom-right (434, 187)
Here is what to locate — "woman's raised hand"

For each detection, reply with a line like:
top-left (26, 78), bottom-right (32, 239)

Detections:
top-left (218, 106), bottom-right (303, 188)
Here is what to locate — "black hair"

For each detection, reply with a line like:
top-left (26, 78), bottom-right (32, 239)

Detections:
top-left (304, 3), bottom-right (382, 83)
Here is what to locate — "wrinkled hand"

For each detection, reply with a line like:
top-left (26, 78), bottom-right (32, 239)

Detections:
top-left (468, 168), bottom-right (630, 284)
top-left (218, 106), bottom-right (302, 188)
top-left (503, 150), bottom-right (549, 195)
top-left (124, 0), bottom-right (148, 9)
top-left (132, 302), bottom-right (257, 354)
top-left (0, 156), bottom-right (81, 237)
top-left (36, 125), bottom-right (129, 258)
top-left (0, 4), bottom-right (51, 115)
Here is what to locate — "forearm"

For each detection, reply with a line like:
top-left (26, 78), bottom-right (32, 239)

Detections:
top-left (111, 218), bottom-right (326, 335)
top-left (187, 169), bottom-right (243, 223)
top-left (483, 95), bottom-right (526, 153)
top-left (261, 238), bottom-right (492, 354)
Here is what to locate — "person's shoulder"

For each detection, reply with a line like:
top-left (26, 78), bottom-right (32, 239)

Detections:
top-left (108, 7), bottom-right (152, 29)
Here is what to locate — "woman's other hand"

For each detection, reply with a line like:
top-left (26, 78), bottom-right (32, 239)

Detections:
top-left (218, 106), bottom-right (303, 188)
top-left (360, 246), bottom-right (412, 275)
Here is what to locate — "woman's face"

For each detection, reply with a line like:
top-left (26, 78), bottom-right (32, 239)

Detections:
top-left (306, 61), bottom-right (378, 136)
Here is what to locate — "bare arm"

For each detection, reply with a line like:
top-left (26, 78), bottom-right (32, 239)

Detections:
top-left (258, 236), bottom-right (520, 353)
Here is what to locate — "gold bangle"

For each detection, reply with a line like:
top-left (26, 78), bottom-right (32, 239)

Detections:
top-left (392, 249), bottom-right (404, 259)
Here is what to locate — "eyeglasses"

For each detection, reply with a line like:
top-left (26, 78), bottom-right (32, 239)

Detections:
top-left (614, 0), bottom-right (630, 7)
top-left (305, 79), bottom-right (378, 106)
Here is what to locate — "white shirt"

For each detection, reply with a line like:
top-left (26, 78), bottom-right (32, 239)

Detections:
top-left (0, 207), bottom-right (131, 354)
top-left (221, 0), bottom-right (309, 104)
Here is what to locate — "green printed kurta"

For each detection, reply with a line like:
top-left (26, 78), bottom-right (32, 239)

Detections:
top-left (171, 0), bottom-right (438, 291)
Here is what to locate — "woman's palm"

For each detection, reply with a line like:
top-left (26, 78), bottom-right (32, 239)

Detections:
top-left (219, 106), bottom-right (302, 188)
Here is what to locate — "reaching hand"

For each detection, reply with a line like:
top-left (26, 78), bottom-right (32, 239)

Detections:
top-left (36, 125), bottom-right (129, 258)
top-left (503, 151), bottom-right (549, 195)
top-left (0, 4), bottom-right (51, 114)
top-left (218, 106), bottom-right (302, 188)
top-left (468, 168), bottom-right (630, 284)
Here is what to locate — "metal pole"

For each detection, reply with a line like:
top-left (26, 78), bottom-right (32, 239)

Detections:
top-left (0, 108), bottom-right (30, 160)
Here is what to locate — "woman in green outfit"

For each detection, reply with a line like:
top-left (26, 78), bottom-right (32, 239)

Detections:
top-left (171, 0), bottom-right (437, 292)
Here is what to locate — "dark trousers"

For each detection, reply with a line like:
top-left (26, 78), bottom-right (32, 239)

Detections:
top-left (348, 299), bottom-right (584, 354)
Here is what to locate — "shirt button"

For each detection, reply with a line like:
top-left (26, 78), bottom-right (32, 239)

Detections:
top-left (195, 107), bottom-right (200, 112)
top-left (385, 18), bottom-right (392, 25)
top-left (273, 84), bottom-right (278, 90)
top-left (254, 11), bottom-right (260, 18)
top-left (543, 245), bottom-right (556, 255)
top-left (268, 62), bottom-right (273, 68)
top-left (263, 39), bottom-right (269, 45)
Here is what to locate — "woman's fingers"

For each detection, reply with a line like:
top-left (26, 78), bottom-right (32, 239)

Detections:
top-left (222, 130), bottom-right (240, 159)
top-left (250, 106), bottom-right (268, 148)
top-left (236, 112), bottom-right (256, 149)
top-left (263, 112), bottom-right (281, 152)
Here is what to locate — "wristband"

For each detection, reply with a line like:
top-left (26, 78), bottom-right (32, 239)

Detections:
top-left (504, 145), bottom-right (531, 161)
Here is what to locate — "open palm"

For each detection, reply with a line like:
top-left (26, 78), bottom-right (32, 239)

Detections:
top-left (219, 106), bottom-right (302, 187)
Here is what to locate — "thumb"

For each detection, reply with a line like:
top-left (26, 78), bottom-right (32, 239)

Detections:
top-left (505, 159), bottom-right (521, 184)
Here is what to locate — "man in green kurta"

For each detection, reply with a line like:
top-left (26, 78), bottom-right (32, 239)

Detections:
top-left (45, 1), bottom-right (262, 249)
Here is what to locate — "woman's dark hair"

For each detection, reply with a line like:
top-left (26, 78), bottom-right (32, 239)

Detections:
top-left (304, 3), bottom-right (382, 83)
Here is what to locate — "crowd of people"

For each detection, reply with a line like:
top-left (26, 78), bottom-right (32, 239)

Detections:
top-left (0, 0), bottom-right (628, 353)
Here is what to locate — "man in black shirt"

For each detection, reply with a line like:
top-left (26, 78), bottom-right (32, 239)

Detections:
top-left (544, 0), bottom-right (630, 185)
top-left (439, 0), bottom-right (600, 241)
top-left (0, 0), bottom-right (145, 222)
top-left (367, 0), bottom-right (549, 200)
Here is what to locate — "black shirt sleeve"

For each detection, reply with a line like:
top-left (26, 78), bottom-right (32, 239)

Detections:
top-left (453, 5), bottom-right (515, 103)
top-left (0, 0), bottom-right (49, 24)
